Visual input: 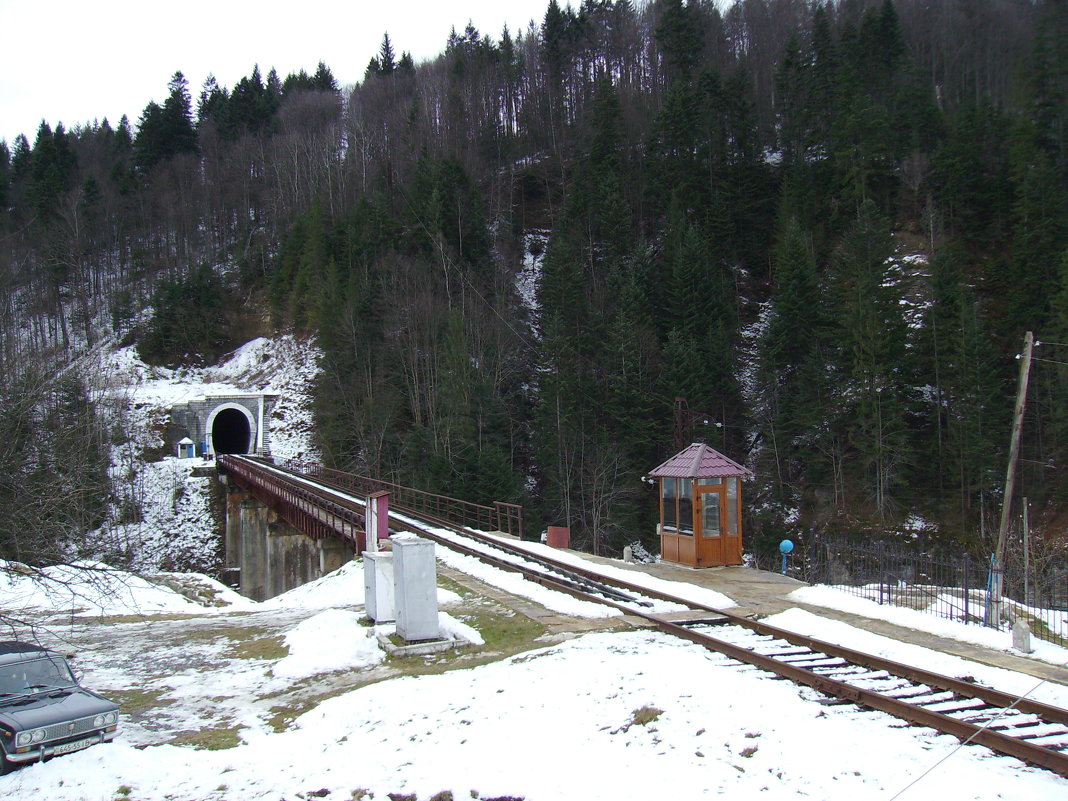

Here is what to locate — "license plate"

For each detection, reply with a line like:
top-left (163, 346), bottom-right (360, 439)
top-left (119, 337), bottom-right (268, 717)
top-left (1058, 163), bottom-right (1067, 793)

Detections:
top-left (51, 736), bottom-right (98, 756)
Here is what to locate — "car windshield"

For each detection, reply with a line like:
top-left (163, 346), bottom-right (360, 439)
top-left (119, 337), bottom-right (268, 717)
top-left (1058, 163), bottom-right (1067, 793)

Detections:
top-left (0, 656), bottom-right (77, 695)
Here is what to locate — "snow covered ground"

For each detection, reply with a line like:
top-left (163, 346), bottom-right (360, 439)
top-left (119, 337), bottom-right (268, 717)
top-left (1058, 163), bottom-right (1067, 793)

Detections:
top-left (1, 551), bottom-right (1066, 800)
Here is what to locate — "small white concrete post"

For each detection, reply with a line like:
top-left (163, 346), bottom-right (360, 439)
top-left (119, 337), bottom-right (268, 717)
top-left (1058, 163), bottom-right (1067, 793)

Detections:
top-left (393, 537), bottom-right (439, 642)
top-left (364, 495), bottom-right (379, 554)
top-left (1012, 619), bottom-right (1034, 654)
top-left (363, 552), bottom-right (395, 623)
top-left (364, 492), bottom-right (390, 552)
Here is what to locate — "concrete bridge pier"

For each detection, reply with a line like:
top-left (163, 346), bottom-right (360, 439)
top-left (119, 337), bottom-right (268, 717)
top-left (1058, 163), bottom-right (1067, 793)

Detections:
top-left (224, 483), bottom-right (354, 601)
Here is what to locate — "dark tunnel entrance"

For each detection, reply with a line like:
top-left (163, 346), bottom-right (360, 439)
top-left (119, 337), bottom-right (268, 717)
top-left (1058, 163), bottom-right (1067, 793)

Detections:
top-left (211, 408), bottom-right (252, 454)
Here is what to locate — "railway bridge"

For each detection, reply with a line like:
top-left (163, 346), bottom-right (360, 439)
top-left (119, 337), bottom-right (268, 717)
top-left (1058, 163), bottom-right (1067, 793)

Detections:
top-left (216, 455), bottom-right (524, 600)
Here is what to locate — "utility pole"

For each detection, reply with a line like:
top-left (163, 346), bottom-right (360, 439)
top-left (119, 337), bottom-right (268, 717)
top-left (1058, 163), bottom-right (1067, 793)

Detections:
top-left (987, 331), bottom-right (1034, 628)
top-left (673, 397), bottom-right (722, 452)
top-left (673, 397), bottom-right (691, 452)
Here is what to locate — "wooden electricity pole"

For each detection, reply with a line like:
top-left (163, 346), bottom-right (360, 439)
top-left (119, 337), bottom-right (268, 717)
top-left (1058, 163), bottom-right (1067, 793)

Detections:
top-left (988, 330), bottom-right (1034, 627)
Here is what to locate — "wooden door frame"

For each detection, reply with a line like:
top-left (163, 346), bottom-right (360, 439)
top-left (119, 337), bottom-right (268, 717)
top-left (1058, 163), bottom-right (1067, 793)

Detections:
top-left (695, 483), bottom-right (725, 566)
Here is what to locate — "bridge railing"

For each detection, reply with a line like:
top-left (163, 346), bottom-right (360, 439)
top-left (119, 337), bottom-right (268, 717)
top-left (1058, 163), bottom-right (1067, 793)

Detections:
top-left (218, 454), bottom-right (366, 549)
top-left (275, 459), bottom-right (524, 539)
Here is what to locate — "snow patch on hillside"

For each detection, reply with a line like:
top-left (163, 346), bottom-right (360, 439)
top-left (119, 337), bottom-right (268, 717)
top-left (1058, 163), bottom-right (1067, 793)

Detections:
top-left (83, 334), bottom-right (321, 573)
top-left (517, 229), bottom-right (548, 329)
top-left (274, 609), bottom-right (384, 679)
top-left (0, 560), bottom-right (209, 616)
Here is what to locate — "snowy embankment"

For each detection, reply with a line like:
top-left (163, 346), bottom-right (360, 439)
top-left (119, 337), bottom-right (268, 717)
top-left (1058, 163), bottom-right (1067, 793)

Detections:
top-left (6, 606), bottom-right (1068, 799)
top-left (85, 334), bottom-right (320, 573)
top-left (790, 584), bottom-right (1068, 668)
top-left (2, 545), bottom-right (1067, 799)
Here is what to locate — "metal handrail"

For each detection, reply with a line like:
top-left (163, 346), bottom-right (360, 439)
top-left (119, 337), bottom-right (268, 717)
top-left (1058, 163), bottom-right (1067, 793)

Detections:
top-left (273, 458), bottom-right (524, 538)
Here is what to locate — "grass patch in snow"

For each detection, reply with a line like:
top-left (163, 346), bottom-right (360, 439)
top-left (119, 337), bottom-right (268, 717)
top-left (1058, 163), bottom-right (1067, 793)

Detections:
top-left (266, 703), bottom-right (305, 733)
top-left (438, 575), bottom-right (475, 599)
top-left (169, 721), bottom-right (245, 750)
top-left (226, 632), bottom-right (287, 661)
top-left (461, 604), bottom-right (544, 655)
top-left (385, 599), bottom-right (545, 675)
top-left (91, 612), bottom-right (203, 624)
top-left (613, 705), bottom-right (663, 734)
top-left (166, 623), bottom-right (287, 660)
top-left (107, 687), bottom-right (175, 714)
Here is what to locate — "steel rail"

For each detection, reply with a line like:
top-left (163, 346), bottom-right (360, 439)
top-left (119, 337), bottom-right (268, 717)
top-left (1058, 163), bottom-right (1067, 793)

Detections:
top-left (376, 496), bottom-right (1068, 731)
top-left (403, 517), bottom-right (1068, 777)
top-left (221, 455), bottom-right (1068, 778)
top-left (380, 507), bottom-right (1068, 729)
top-left (386, 509), bottom-right (1068, 776)
top-left (655, 618), bottom-right (1068, 777)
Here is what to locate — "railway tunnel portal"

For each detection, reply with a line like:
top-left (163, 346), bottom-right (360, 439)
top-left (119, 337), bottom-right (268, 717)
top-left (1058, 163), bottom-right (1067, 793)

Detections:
top-left (169, 393), bottom-right (278, 458)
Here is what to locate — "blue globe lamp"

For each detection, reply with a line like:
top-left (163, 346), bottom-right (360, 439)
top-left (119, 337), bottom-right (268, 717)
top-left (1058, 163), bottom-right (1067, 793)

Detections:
top-left (779, 539), bottom-right (794, 574)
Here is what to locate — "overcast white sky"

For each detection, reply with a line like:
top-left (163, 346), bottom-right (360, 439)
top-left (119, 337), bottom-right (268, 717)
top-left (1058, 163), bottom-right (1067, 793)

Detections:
top-left (0, 0), bottom-right (555, 146)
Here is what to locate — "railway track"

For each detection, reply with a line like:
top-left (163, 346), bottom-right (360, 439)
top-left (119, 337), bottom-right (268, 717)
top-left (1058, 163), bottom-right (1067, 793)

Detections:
top-left (227, 456), bottom-right (1068, 779)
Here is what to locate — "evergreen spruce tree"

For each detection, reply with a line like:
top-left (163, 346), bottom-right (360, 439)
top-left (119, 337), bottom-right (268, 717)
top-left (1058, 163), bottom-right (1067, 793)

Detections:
top-left (1004, 119), bottom-right (1068, 335)
top-left (932, 103), bottom-right (1011, 248)
top-left (828, 200), bottom-right (909, 519)
top-left (162, 71), bottom-right (198, 154)
top-left (9, 134), bottom-right (31, 183)
top-left (378, 34), bottom-right (397, 75)
top-left (655, 0), bottom-right (703, 84)
top-left (312, 61), bottom-right (339, 93)
top-left (197, 74), bottom-right (228, 128)
top-left (915, 245), bottom-right (1002, 536)
top-left (775, 32), bottom-right (810, 168)
top-left (134, 72), bottom-right (198, 169)
top-left (28, 122), bottom-right (76, 220)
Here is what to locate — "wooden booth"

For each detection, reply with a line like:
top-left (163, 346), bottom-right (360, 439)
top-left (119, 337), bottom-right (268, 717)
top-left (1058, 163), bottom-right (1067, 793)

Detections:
top-left (650, 442), bottom-right (752, 568)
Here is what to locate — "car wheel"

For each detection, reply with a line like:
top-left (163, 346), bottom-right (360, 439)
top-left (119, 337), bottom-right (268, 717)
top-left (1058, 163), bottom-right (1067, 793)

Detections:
top-left (0, 751), bottom-right (14, 776)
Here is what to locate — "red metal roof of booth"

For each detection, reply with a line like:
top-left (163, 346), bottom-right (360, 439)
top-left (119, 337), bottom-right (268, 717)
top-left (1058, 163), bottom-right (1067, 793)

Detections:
top-left (649, 442), bottom-right (753, 479)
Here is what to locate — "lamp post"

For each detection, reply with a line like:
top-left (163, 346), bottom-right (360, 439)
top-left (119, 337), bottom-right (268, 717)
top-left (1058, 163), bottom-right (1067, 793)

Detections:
top-left (779, 539), bottom-right (794, 575)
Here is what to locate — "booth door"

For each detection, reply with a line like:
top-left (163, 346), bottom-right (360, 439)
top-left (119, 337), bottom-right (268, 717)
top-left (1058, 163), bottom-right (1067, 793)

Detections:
top-left (696, 484), bottom-right (725, 566)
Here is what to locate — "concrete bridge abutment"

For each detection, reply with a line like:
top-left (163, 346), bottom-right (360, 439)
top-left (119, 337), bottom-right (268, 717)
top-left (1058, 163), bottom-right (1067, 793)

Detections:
top-left (223, 482), bottom-right (354, 602)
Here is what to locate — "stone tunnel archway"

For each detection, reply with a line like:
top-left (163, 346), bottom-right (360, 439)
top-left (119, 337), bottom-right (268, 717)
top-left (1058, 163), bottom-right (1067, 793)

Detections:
top-left (206, 403), bottom-right (257, 455)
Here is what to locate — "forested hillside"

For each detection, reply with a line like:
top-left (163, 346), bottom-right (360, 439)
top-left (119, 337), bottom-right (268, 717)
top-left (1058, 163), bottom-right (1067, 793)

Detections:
top-left (2, 0), bottom-right (1067, 563)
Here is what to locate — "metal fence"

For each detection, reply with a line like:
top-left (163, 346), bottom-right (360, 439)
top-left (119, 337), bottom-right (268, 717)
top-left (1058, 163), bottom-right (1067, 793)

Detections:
top-left (786, 537), bottom-right (1068, 647)
top-left (273, 458), bottom-right (524, 539)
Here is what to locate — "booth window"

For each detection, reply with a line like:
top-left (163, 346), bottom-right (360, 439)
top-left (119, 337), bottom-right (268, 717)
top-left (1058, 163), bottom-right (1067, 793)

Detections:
top-left (678, 478), bottom-right (694, 533)
top-left (662, 478), bottom-right (677, 531)
top-left (661, 478), bottom-right (694, 535)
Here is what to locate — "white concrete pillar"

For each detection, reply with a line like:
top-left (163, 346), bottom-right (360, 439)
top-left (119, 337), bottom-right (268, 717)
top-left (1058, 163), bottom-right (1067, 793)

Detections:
top-left (1012, 619), bottom-right (1033, 653)
top-left (363, 552), bottom-right (395, 623)
top-left (393, 537), bottom-right (439, 642)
